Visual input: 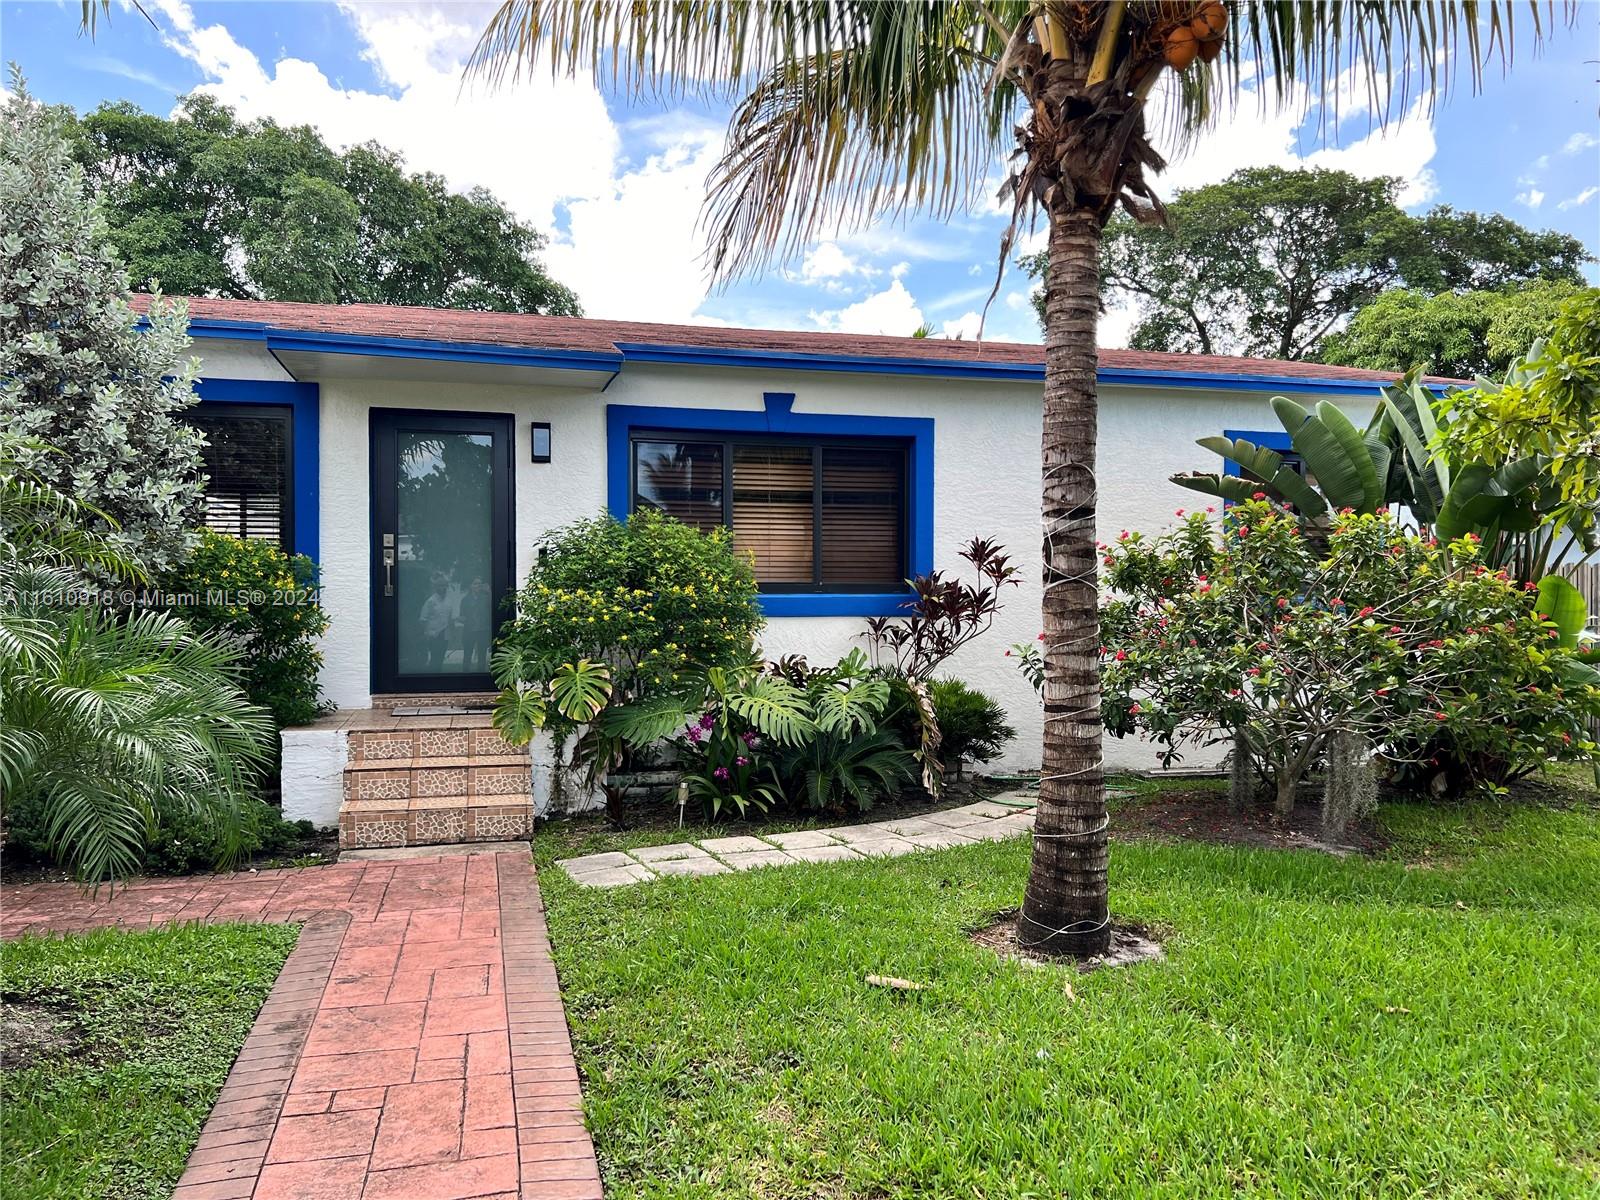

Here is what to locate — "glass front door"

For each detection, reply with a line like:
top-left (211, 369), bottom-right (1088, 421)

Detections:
top-left (371, 410), bottom-right (514, 694)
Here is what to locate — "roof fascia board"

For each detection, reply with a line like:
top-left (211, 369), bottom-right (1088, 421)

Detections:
top-left (171, 316), bottom-right (1432, 393)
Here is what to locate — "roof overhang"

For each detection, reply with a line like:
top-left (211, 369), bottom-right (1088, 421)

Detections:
top-left (186, 317), bottom-right (621, 389)
top-left (173, 315), bottom-right (1440, 395)
top-left (613, 341), bottom-right (1045, 382)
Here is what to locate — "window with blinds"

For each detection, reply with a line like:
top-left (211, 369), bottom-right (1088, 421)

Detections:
top-left (631, 435), bottom-right (907, 590)
top-left (188, 402), bottom-right (293, 548)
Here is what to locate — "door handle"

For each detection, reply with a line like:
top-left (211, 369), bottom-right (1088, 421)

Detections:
top-left (382, 543), bottom-right (396, 596)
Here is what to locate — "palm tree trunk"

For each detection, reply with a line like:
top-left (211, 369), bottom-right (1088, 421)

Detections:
top-left (1020, 203), bottom-right (1111, 958)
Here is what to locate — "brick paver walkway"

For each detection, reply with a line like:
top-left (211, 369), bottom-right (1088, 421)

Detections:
top-left (0, 851), bottom-right (601, 1200)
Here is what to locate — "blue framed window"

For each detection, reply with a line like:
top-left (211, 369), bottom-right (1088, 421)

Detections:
top-left (1222, 428), bottom-right (1309, 486)
top-left (190, 379), bottom-right (320, 562)
top-left (607, 393), bottom-right (933, 617)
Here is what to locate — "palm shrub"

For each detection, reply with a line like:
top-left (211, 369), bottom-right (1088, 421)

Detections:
top-left (772, 651), bottom-right (914, 813)
top-left (928, 678), bottom-right (1016, 776)
top-left (0, 438), bottom-right (276, 885)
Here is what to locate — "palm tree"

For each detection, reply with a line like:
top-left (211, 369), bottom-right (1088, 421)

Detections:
top-left (471, 1), bottom-right (1566, 956)
top-left (1, 435), bottom-right (275, 886)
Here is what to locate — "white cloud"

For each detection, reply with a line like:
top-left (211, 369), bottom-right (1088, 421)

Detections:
top-left (941, 311), bottom-right (983, 340)
top-left (144, 0), bottom-right (724, 321)
top-left (797, 241), bottom-right (862, 282)
top-left (809, 280), bottom-right (924, 336)
top-left (1516, 187), bottom-right (1546, 210)
top-left (543, 133), bottom-right (724, 322)
top-left (1153, 72), bottom-right (1440, 208)
top-left (1563, 132), bottom-right (1600, 155)
top-left (1558, 186), bottom-right (1599, 211)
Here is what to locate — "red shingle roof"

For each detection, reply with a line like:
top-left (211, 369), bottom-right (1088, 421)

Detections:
top-left (133, 294), bottom-right (1447, 384)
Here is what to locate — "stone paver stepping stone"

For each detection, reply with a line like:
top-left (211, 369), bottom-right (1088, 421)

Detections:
top-left (717, 849), bottom-right (795, 871)
top-left (786, 844), bottom-right (864, 864)
top-left (876, 816), bottom-right (946, 837)
top-left (766, 830), bottom-right (843, 850)
top-left (568, 862), bottom-right (657, 887)
top-left (556, 851), bottom-right (633, 873)
top-left (631, 842), bottom-right (711, 863)
top-left (826, 822), bottom-right (910, 844)
top-left (551, 792), bottom-right (1039, 887)
top-left (651, 857), bottom-right (729, 878)
top-left (699, 835), bottom-right (772, 854)
top-left (951, 800), bottom-right (1017, 818)
top-left (903, 829), bottom-right (979, 850)
top-left (922, 808), bottom-right (987, 830)
top-left (852, 837), bottom-right (918, 858)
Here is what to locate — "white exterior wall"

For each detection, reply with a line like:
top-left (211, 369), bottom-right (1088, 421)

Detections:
top-left (193, 347), bottom-right (1379, 774)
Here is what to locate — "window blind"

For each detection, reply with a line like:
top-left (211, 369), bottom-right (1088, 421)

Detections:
top-left (820, 447), bottom-right (903, 585)
top-left (188, 404), bottom-right (291, 547)
top-left (733, 444), bottom-right (814, 584)
top-left (631, 434), bottom-right (907, 589)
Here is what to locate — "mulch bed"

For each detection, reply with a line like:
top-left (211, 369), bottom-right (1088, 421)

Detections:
top-left (970, 910), bottom-right (1167, 973)
top-left (1110, 788), bottom-right (1390, 855)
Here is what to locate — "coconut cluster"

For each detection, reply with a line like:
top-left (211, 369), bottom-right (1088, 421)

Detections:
top-left (1162, 1), bottom-right (1228, 72)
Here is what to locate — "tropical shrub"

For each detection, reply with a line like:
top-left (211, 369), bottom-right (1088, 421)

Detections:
top-left (1173, 294), bottom-right (1600, 584)
top-left (491, 510), bottom-right (763, 810)
top-left (4, 792), bottom-right (314, 875)
top-left (0, 436), bottom-right (276, 884)
top-left (864, 537), bottom-right (1021, 678)
top-left (0, 70), bottom-right (206, 575)
top-left (1437, 288), bottom-right (1600, 531)
top-left (159, 531), bottom-right (331, 727)
top-left (928, 678), bottom-right (1016, 772)
top-left (771, 651), bottom-right (914, 812)
top-left (1099, 501), bottom-right (1600, 819)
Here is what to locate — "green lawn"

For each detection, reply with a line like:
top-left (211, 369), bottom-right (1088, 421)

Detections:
top-left (1, 922), bottom-right (297, 1200)
top-left (539, 793), bottom-right (1600, 1199)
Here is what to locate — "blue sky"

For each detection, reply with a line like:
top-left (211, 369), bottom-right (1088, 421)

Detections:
top-left (6, 0), bottom-right (1598, 345)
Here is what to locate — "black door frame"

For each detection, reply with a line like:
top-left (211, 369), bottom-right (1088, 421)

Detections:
top-left (370, 408), bottom-right (516, 695)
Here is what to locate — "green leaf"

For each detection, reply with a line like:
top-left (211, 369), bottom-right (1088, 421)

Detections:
top-left (1535, 575), bottom-right (1589, 649)
top-left (549, 658), bottom-right (613, 721)
top-left (492, 686), bottom-right (547, 746)
top-left (1315, 400), bottom-right (1384, 512)
top-left (601, 695), bottom-right (693, 745)
top-left (726, 675), bottom-right (815, 745)
top-left (813, 677), bottom-right (889, 735)
top-left (1434, 463), bottom-right (1494, 540)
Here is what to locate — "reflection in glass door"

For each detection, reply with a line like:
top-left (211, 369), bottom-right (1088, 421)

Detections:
top-left (371, 411), bottom-right (513, 694)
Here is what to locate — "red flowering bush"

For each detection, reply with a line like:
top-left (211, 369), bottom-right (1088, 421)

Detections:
top-left (1100, 500), bottom-right (1599, 807)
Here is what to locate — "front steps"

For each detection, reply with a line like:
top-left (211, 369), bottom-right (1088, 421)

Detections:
top-left (336, 709), bottom-right (535, 851)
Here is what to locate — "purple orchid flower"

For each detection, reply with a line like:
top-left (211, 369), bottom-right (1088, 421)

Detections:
top-left (713, 766), bottom-right (730, 780)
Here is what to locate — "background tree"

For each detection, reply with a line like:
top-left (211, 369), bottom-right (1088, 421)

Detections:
top-left (1, 72), bottom-right (206, 574)
top-left (65, 96), bottom-right (582, 313)
top-left (1025, 166), bottom-right (1589, 359)
top-left (1322, 280), bottom-right (1584, 379)
top-left (471, 1), bottom-right (1567, 957)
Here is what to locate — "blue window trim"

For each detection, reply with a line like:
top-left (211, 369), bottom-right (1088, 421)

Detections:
top-left (606, 393), bottom-right (932, 617)
top-left (1221, 428), bottom-right (1292, 479)
top-left (194, 379), bottom-right (320, 563)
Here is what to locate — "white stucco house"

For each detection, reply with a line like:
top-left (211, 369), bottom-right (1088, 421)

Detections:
top-left (146, 295), bottom-right (1404, 844)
